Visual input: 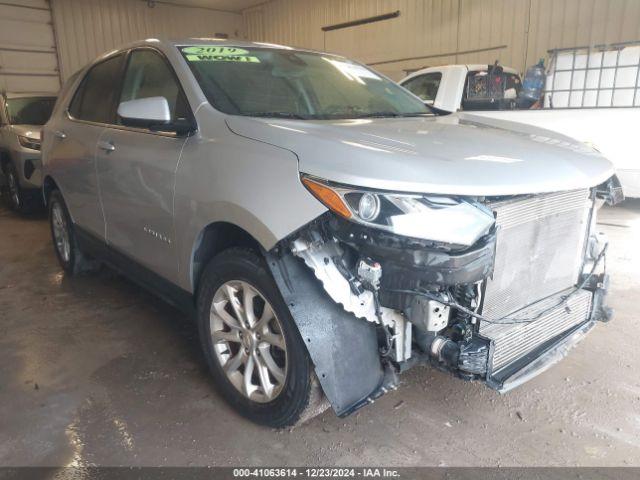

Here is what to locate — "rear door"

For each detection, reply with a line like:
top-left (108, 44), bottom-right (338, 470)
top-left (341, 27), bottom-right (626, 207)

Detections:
top-left (45, 53), bottom-right (125, 238)
top-left (95, 48), bottom-right (192, 281)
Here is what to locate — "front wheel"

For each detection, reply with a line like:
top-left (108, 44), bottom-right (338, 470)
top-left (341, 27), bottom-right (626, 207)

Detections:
top-left (197, 248), bottom-right (325, 427)
top-left (5, 163), bottom-right (26, 212)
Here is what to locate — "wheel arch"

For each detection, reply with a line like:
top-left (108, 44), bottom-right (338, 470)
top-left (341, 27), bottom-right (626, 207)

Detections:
top-left (0, 148), bottom-right (12, 172)
top-left (190, 221), bottom-right (263, 295)
top-left (42, 175), bottom-right (60, 206)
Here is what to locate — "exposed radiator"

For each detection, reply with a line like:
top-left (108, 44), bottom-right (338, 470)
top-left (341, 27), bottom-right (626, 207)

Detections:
top-left (482, 190), bottom-right (591, 319)
top-left (480, 288), bottom-right (592, 373)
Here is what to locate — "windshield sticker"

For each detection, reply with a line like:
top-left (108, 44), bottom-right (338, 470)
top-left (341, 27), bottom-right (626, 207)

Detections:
top-left (182, 46), bottom-right (260, 63)
top-left (182, 46), bottom-right (249, 56)
top-left (186, 54), bottom-right (260, 62)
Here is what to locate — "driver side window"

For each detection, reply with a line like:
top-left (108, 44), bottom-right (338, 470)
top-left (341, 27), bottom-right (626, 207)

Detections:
top-left (118, 49), bottom-right (190, 125)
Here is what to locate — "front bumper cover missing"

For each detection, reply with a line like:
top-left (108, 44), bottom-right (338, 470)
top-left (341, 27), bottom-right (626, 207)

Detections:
top-left (491, 320), bottom-right (597, 393)
top-left (487, 273), bottom-right (611, 392)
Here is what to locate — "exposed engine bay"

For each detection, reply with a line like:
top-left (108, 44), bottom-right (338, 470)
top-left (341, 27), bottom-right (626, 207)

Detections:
top-left (266, 177), bottom-right (620, 417)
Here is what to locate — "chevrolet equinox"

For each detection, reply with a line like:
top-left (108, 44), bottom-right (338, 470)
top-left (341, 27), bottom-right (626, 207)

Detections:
top-left (42, 39), bottom-right (619, 427)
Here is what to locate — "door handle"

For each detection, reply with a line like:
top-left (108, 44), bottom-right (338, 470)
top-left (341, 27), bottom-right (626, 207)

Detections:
top-left (54, 130), bottom-right (66, 139)
top-left (97, 140), bottom-right (115, 152)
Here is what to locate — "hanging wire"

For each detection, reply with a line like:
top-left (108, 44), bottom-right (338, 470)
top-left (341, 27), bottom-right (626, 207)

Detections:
top-left (388, 244), bottom-right (608, 326)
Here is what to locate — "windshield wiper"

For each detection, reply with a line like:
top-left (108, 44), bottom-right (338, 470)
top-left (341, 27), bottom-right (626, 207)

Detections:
top-left (242, 112), bottom-right (308, 120)
top-left (352, 111), bottom-right (431, 118)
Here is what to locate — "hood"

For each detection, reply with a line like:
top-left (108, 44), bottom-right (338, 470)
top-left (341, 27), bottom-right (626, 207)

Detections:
top-left (10, 125), bottom-right (42, 140)
top-left (226, 113), bottom-right (614, 196)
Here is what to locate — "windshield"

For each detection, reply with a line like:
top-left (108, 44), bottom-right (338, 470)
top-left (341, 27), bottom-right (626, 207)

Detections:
top-left (180, 46), bottom-right (429, 119)
top-left (6, 96), bottom-right (56, 125)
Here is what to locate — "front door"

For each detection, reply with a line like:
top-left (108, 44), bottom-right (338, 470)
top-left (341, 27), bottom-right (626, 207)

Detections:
top-left (96, 48), bottom-right (192, 281)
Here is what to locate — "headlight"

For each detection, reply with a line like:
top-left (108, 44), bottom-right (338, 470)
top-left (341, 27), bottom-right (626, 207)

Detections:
top-left (18, 135), bottom-right (41, 151)
top-left (301, 175), bottom-right (495, 247)
top-left (357, 192), bottom-right (380, 222)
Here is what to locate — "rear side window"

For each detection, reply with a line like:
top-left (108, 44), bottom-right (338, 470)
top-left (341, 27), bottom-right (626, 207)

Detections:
top-left (402, 72), bottom-right (442, 103)
top-left (118, 49), bottom-right (190, 123)
top-left (461, 69), bottom-right (523, 111)
top-left (69, 54), bottom-right (125, 123)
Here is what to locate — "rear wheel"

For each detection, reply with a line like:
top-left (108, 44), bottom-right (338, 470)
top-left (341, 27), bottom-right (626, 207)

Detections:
top-left (48, 190), bottom-right (98, 275)
top-left (197, 248), bottom-right (326, 427)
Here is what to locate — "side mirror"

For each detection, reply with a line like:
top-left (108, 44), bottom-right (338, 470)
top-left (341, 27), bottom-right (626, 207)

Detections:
top-left (117, 96), bottom-right (171, 128)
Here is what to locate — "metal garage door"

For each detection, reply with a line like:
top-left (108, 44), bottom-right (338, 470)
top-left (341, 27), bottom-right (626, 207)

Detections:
top-left (0, 0), bottom-right (60, 93)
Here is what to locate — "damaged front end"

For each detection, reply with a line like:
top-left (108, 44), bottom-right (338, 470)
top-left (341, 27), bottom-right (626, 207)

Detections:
top-left (266, 175), bottom-right (618, 417)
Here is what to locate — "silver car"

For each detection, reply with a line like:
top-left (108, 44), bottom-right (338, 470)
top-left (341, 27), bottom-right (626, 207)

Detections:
top-left (42, 39), bottom-right (619, 427)
top-left (1, 92), bottom-right (56, 212)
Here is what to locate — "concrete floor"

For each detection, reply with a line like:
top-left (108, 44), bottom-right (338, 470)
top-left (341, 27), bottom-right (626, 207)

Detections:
top-left (1, 200), bottom-right (639, 468)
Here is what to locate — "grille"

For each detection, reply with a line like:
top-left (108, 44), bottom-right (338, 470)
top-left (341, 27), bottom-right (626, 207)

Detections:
top-left (480, 288), bottom-right (592, 372)
top-left (482, 190), bottom-right (591, 319)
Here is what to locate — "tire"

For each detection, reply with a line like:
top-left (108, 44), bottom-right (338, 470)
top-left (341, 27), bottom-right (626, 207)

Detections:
top-left (197, 247), bottom-right (326, 428)
top-left (4, 162), bottom-right (27, 212)
top-left (2, 161), bottom-right (43, 213)
top-left (48, 190), bottom-right (98, 275)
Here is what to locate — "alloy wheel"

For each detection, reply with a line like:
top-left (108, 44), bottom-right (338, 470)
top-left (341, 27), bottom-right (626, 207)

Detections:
top-left (7, 170), bottom-right (20, 208)
top-left (210, 280), bottom-right (288, 403)
top-left (51, 201), bottom-right (71, 263)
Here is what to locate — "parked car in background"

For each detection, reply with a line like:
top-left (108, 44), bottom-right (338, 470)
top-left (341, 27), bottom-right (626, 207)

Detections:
top-left (0, 92), bottom-right (57, 212)
top-left (401, 64), bottom-right (524, 112)
top-left (400, 46), bottom-right (640, 199)
top-left (43, 39), bottom-right (618, 428)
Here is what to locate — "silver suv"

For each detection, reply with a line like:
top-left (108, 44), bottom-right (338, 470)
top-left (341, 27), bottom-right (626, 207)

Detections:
top-left (42, 39), bottom-right (619, 427)
top-left (1, 92), bottom-right (56, 212)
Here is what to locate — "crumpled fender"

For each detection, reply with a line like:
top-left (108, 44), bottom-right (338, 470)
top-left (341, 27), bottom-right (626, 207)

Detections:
top-left (265, 250), bottom-right (386, 416)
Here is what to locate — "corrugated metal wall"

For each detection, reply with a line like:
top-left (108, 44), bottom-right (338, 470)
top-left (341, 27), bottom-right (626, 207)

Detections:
top-left (51, 0), bottom-right (244, 81)
top-left (243, 0), bottom-right (640, 80)
top-left (0, 0), bottom-right (60, 93)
